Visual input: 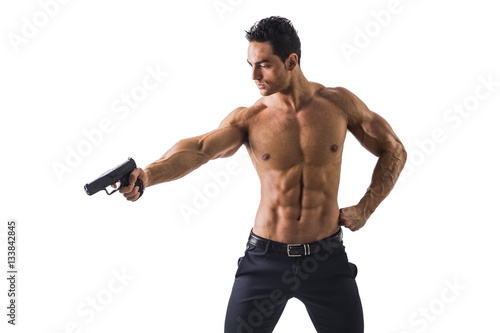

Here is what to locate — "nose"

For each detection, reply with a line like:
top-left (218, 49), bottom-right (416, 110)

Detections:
top-left (251, 66), bottom-right (262, 81)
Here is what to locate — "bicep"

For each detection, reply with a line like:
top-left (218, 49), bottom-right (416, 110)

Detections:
top-left (197, 125), bottom-right (246, 159)
top-left (349, 110), bottom-right (400, 157)
top-left (186, 107), bottom-right (247, 159)
top-left (342, 89), bottom-right (400, 156)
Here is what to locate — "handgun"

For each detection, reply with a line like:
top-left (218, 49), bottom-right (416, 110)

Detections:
top-left (84, 158), bottom-right (144, 199)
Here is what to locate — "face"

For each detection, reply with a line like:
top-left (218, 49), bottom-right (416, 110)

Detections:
top-left (247, 41), bottom-right (290, 96)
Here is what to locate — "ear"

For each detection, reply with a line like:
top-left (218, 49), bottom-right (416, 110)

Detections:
top-left (286, 53), bottom-right (299, 71)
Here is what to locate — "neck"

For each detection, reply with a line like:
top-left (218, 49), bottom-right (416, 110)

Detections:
top-left (274, 68), bottom-right (313, 110)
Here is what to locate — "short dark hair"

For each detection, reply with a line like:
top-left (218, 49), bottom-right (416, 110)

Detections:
top-left (245, 16), bottom-right (301, 65)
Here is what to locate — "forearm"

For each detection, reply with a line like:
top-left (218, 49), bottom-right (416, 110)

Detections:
top-left (358, 142), bottom-right (407, 217)
top-left (144, 139), bottom-right (210, 187)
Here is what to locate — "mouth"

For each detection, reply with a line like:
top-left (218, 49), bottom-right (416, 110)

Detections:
top-left (256, 83), bottom-right (265, 89)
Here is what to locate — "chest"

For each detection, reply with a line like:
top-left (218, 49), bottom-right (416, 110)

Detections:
top-left (246, 102), bottom-right (348, 168)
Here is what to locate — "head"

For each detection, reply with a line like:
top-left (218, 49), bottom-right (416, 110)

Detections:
top-left (245, 16), bottom-right (302, 96)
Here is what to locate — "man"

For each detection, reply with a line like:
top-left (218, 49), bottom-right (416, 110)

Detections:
top-left (120, 16), bottom-right (407, 333)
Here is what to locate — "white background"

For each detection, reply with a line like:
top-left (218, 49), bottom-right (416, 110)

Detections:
top-left (1, 0), bottom-right (499, 332)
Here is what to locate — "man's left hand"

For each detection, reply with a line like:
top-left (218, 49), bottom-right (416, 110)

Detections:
top-left (339, 206), bottom-right (369, 232)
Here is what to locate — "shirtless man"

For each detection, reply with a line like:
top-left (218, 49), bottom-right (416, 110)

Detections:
top-left (120, 16), bottom-right (407, 333)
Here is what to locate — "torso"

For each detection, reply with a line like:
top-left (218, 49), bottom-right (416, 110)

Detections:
top-left (241, 84), bottom-right (349, 243)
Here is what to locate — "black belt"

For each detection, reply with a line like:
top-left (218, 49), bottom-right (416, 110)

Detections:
top-left (248, 228), bottom-right (343, 257)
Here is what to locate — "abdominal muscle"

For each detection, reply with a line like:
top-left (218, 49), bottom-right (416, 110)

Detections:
top-left (251, 164), bottom-right (342, 244)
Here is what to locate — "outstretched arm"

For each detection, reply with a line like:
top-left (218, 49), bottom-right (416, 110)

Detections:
top-left (337, 88), bottom-right (407, 231)
top-left (120, 107), bottom-right (247, 201)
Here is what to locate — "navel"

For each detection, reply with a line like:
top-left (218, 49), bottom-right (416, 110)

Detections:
top-left (330, 144), bottom-right (338, 152)
top-left (262, 153), bottom-right (270, 161)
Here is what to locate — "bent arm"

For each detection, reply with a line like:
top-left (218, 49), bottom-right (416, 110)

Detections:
top-left (342, 88), bottom-right (407, 218)
top-left (354, 115), bottom-right (407, 217)
top-left (144, 108), bottom-right (247, 187)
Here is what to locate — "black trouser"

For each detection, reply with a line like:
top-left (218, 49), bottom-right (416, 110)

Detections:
top-left (224, 229), bottom-right (364, 333)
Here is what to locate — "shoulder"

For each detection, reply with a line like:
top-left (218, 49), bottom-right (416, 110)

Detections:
top-left (219, 101), bottom-right (268, 128)
top-left (317, 86), bottom-right (359, 109)
top-left (317, 86), bottom-right (371, 125)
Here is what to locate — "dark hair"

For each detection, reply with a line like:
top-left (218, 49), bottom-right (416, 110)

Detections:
top-left (245, 16), bottom-right (301, 65)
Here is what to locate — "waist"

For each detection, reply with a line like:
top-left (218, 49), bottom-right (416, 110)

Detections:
top-left (253, 208), bottom-right (341, 243)
top-left (248, 227), bottom-right (343, 257)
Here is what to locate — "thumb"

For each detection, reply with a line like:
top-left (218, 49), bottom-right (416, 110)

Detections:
top-left (129, 169), bottom-right (139, 186)
top-left (338, 208), bottom-right (346, 225)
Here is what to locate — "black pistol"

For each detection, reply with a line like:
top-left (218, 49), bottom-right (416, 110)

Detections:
top-left (84, 158), bottom-right (144, 199)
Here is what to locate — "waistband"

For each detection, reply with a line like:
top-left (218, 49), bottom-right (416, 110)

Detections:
top-left (248, 228), bottom-right (343, 257)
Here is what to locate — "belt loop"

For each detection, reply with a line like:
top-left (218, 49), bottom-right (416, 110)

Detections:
top-left (264, 239), bottom-right (271, 254)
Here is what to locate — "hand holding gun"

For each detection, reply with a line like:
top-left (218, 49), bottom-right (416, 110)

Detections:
top-left (84, 158), bottom-right (146, 201)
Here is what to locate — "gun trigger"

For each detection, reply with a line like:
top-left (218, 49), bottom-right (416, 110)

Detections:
top-left (105, 187), bottom-right (120, 195)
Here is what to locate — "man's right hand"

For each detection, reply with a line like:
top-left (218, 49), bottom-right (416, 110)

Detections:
top-left (119, 168), bottom-right (148, 202)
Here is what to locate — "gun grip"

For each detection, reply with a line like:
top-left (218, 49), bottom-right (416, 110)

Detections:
top-left (135, 178), bottom-right (144, 200)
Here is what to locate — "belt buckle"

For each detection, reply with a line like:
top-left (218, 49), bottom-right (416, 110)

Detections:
top-left (287, 243), bottom-right (310, 257)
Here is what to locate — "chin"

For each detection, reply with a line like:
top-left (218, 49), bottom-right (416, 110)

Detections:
top-left (259, 88), bottom-right (276, 96)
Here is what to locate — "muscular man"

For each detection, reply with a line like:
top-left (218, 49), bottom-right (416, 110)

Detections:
top-left (120, 17), bottom-right (406, 333)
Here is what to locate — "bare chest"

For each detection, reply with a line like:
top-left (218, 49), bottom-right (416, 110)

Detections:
top-left (246, 102), bottom-right (348, 169)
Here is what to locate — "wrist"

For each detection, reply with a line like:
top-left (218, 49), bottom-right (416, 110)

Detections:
top-left (358, 195), bottom-right (376, 218)
top-left (143, 168), bottom-right (153, 188)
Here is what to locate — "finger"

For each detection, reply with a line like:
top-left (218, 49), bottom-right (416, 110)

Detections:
top-left (338, 214), bottom-right (347, 225)
top-left (119, 184), bottom-right (133, 194)
top-left (339, 208), bottom-right (350, 219)
top-left (122, 169), bottom-right (144, 194)
top-left (124, 188), bottom-right (138, 200)
top-left (128, 193), bottom-right (139, 202)
top-left (343, 221), bottom-right (355, 230)
top-left (131, 191), bottom-right (141, 202)
top-left (128, 186), bottom-right (142, 202)
top-left (119, 179), bottom-right (138, 193)
top-left (351, 222), bottom-right (362, 232)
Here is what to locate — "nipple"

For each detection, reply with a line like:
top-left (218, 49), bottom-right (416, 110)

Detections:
top-left (262, 153), bottom-right (270, 161)
top-left (330, 144), bottom-right (338, 152)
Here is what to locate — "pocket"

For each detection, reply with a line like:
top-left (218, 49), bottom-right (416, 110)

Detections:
top-left (348, 262), bottom-right (358, 278)
top-left (234, 244), bottom-right (257, 277)
top-left (237, 256), bottom-right (244, 266)
top-left (235, 251), bottom-right (248, 277)
top-left (342, 252), bottom-right (358, 278)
